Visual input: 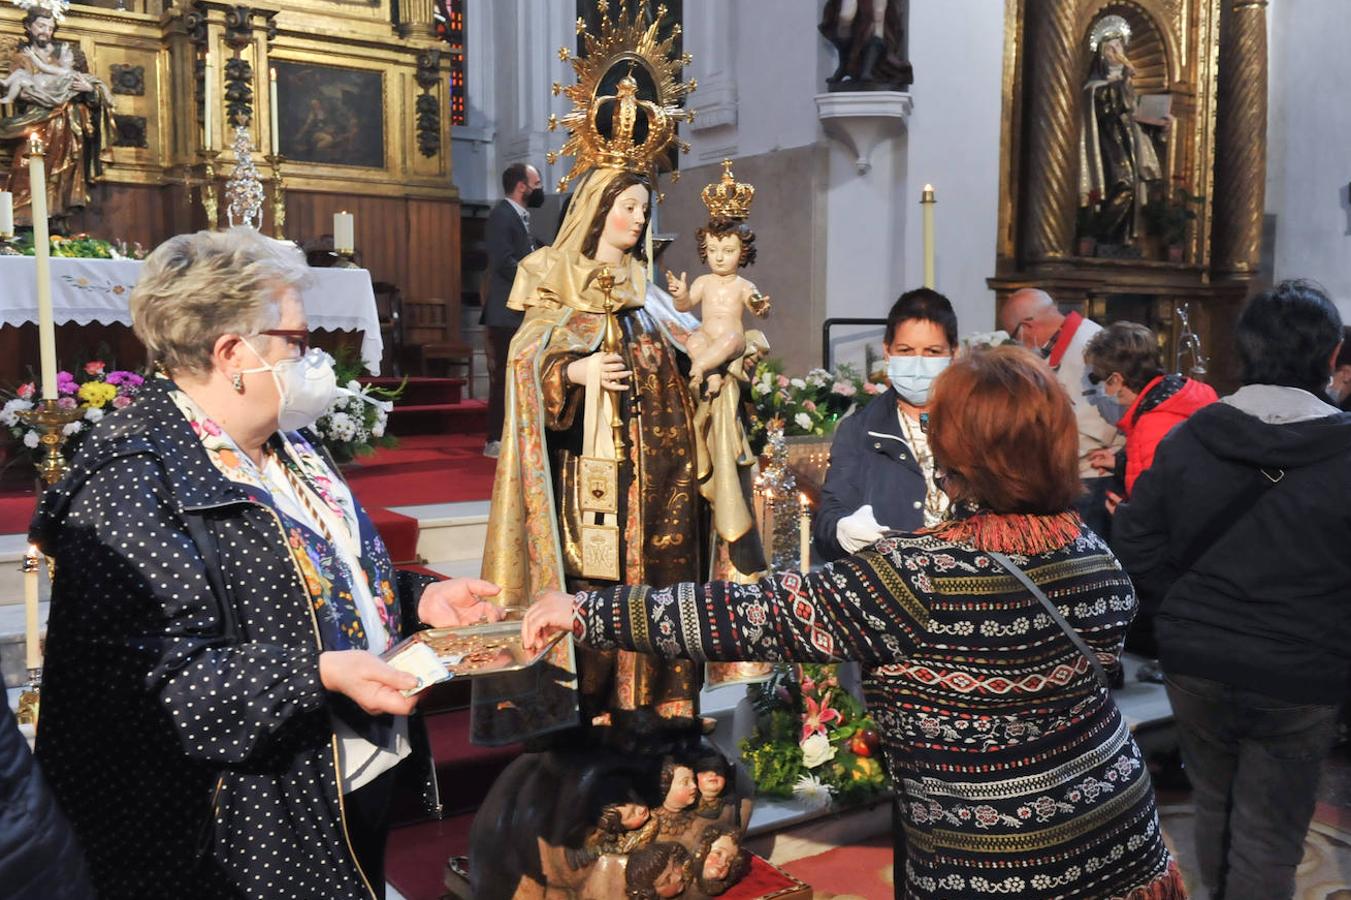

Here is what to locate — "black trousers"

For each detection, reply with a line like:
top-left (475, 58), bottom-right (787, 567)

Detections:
top-left (1165, 672), bottom-right (1340, 900)
top-left (345, 764), bottom-right (401, 900)
top-left (484, 325), bottom-right (518, 443)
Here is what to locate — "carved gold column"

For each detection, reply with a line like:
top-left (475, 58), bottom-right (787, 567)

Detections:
top-left (1212, 0), bottom-right (1268, 276)
top-left (1021, 0), bottom-right (1080, 262)
top-left (398, 0), bottom-right (438, 38)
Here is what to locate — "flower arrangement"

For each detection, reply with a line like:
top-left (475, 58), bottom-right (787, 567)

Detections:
top-left (1, 359), bottom-right (145, 459)
top-left (311, 348), bottom-right (401, 464)
top-left (7, 233), bottom-right (146, 259)
top-left (748, 359), bottom-right (888, 444)
top-left (739, 663), bottom-right (888, 809)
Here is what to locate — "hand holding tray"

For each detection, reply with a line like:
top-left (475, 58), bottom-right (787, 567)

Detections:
top-left (381, 620), bottom-right (565, 696)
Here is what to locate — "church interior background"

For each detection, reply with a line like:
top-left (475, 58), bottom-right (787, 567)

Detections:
top-left (5, 1), bottom-right (1351, 898)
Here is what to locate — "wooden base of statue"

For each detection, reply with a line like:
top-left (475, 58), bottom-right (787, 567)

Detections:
top-left (464, 741), bottom-right (766, 899)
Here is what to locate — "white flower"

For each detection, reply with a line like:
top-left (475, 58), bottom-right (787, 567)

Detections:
top-left (792, 774), bottom-right (833, 810)
top-left (346, 380), bottom-right (362, 393)
top-left (84, 407), bottom-right (104, 423)
top-left (805, 369), bottom-right (829, 387)
top-left (790, 377), bottom-right (807, 390)
top-left (371, 409), bottom-right (387, 438)
top-left (22, 430), bottom-right (39, 448)
top-left (794, 412), bottom-right (813, 432)
top-left (62, 421), bottom-right (83, 437)
top-left (326, 411), bottom-right (357, 442)
top-left (0, 398), bottom-right (33, 427)
top-left (800, 733), bottom-right (837, 769)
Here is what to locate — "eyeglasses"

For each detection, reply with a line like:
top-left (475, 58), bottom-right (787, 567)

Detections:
top-left (1088, 371), bottom-right (1114, 386)
top-left (259, 329), bottom-right (310, 355)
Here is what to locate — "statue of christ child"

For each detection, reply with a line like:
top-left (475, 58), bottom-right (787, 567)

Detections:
top-left (666, 218), bottom-right (770, 394)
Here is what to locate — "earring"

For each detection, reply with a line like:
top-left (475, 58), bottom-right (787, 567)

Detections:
top-left (232, 373), bottom-right (244, 393)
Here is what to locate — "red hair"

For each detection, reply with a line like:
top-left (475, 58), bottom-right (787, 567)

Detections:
top-left (928, 346), bottom-right (1082, 514)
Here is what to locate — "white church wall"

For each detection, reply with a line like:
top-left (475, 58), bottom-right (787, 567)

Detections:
top-left (1266, 1), bottom-right (1351, 319)
top-left (900, 0), bottom-right (1005, 334)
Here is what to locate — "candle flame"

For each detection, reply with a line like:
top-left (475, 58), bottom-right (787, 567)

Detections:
top-left (26, 132), bottom-right (44, 156)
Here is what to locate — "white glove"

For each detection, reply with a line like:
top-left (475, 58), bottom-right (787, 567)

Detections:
top-left (836, 504), bottom-right (888, 554)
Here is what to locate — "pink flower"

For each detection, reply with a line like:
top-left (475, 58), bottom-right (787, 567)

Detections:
top-left (201, 418), bottom-right (222, 436)
top-left (112, 395), bottom-right (133, 409)
top-left (802, 400), bottom-right (817, 413)
top-left (800, 690), bottom-right (843, 742)
top-left (84, 360), bottom-right (106, 376)
top-left (800, 674), bottom-right (817, 695)
top-left (831, 381), bottom-right (857, 397)
top-left (56, 396), bottom-right (77, 410)
top-left (863, 382), bottom-right (885, 395)
top-left (190, 420), bottom-right (202, 436)
top-left (776, 375), bottom-right (790, 388)
top-left (16, 383), bottom-right (33, 399)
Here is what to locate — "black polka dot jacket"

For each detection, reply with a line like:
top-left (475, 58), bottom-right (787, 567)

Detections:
top-left (30, 378), bottom-right (434, 899)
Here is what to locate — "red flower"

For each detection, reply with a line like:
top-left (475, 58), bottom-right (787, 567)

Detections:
top-left (16, 383), bottom-right (33, 399)
top-left (800, 690), bottom-right (843, 742)
top-left (84, 360), bottom-right (106, 376)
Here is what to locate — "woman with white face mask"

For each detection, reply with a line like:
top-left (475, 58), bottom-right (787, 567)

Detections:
top-left (814, 288), bottom-right (958, 561)
top-left (31, 227), bottom-right (503, 898)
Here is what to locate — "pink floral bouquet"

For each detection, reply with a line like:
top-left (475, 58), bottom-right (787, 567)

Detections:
top-left (739, 663), bottom-right (888, 808)
top-left (748, 360), bottom-right (887, 445)
top-left (2, 359), bottom-right (145, 461)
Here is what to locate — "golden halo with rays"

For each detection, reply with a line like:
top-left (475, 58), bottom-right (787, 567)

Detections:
top-left (545, 0), bottom-right (696, 194)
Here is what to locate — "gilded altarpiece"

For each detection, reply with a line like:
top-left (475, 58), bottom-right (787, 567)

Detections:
top-left (991, 0), bottom-right (1268, 390)
top-left (0, 0), bottom-right (460, 384)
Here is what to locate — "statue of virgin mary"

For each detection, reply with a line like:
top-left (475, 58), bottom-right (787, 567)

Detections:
top-left (480, 165), bottom-right (710, 742)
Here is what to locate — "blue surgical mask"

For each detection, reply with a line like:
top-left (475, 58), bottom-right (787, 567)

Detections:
top-left (887, 355), bottom-right (951, 406)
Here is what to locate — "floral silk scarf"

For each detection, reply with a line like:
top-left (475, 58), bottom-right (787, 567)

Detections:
top-left (169, 389), bottom-right (402, 651)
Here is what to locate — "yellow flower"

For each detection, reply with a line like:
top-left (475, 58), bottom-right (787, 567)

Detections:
top-left (77, 381), bottom-right (118, 409)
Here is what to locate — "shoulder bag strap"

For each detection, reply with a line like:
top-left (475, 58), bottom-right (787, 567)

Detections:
top-left (183, 511), bottom-right (241, 643)
top-left (988, 550), bottom-right (1109, 689)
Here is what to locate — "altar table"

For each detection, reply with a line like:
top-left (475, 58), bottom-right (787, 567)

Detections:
top-left (0, 256), bottom-right (384, 374)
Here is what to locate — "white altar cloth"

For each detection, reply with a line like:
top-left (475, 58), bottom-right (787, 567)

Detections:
top-left (0, 257), bottom-right (384, 374)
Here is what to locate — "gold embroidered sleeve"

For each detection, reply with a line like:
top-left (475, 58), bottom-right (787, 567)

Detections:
top-left (540, 353), bottom-right (585, 430)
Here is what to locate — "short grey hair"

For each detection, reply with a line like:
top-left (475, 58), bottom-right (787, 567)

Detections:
top-left (130, 227), bottom-right (310, 376)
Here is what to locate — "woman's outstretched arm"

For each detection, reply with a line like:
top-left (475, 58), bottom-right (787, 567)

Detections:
top-left (523, 549), bottom-right (928, 666)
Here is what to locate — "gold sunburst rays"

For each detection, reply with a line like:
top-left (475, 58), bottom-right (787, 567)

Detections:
top-left (545, 0), bottom-right (696, 193)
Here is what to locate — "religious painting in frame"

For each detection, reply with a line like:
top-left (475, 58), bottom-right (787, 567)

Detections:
top-left (274, 60), bottom-right (385, 169)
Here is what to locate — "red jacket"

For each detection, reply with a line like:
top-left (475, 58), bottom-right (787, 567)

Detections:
top-left (1119, 375), bottom-right (1219, 495)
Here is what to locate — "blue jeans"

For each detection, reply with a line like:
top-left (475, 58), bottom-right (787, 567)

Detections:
top-left (1165, 673), bottom-right (1340, 900)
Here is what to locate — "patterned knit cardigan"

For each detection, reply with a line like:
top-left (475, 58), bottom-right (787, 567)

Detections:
top-left (574, 512), bottom-right (1186, 900)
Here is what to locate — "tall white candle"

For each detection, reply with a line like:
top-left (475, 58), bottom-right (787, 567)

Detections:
top-left (921, 183), bottom-right (936, 290)
top-left (203, 55), bottom-right (215, 151)
top-left (0, 191), bottom-right (13, 236)
top-left (24, 545), bottom-right (39, 671)
top-left (334, 210), bottom-right (355, 254)
top-left (269, 67), bottom-right (280, 156)
top-left (29, 135), bottom-right (55, 401)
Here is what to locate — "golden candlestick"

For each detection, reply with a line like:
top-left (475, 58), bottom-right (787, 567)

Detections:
top-left (198, 149), bottom-right (220, 228)
top-left (17, 399), bottom-right (87, 486)
top-left (595, 266), bottom-right (625, 456)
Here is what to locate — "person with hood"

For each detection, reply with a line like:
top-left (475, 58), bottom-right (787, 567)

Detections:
top-left (813, 288), bottom-right (957, 561)
top-left (1114, 279), bottom-right (1351, 900)
top-left (1082, 321), bottom-right (1218, 506)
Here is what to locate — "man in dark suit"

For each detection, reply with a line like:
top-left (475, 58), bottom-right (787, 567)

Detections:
top-left (483, 162), bottom-right (544, 458)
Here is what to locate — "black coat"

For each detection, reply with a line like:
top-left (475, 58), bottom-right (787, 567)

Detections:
top-left (0, 673), bottom-right (94, 900)
top-left (31, 379), bottom-right (433, 899)
top-left (1114, 398), bottom-right (1351, 705)
top-left (481, 198), bottom-right (539, 328)
top-left (813, 388), bottom-right (927, 561)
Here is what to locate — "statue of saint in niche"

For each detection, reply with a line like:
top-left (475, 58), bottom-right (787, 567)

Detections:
top-left (1077, 14), bottom-right (1164, 247)
top-left (819, 0), bottom-right (913, 91)
top-left (0, 7), bottom-right (115, 226)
